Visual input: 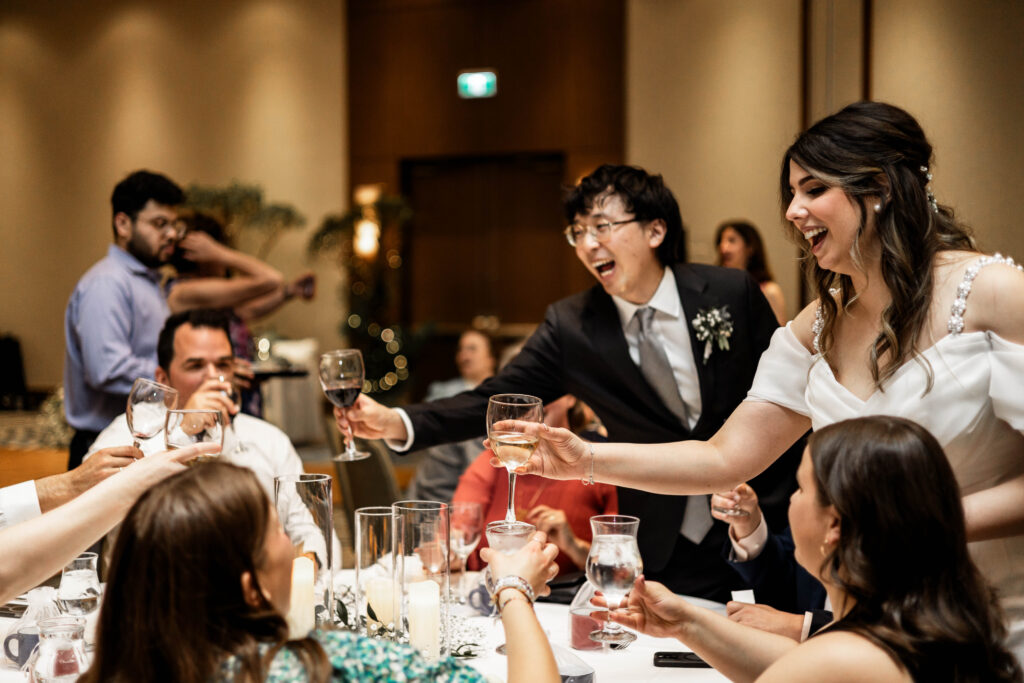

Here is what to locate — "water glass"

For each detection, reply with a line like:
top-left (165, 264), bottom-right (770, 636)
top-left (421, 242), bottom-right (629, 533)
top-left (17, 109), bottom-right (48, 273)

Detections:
top-left (25, 617), bottom-right (89, 681)
top-left (164, 409), bottom-right (223, 460)
top-left (586, 515), bottom-right (642, 646)
top-left (274, 474), bottom-right (335, 636)
top-left (393, 501), bottom-right (450, 660)
top-left (355, 506), bottom-right (395, 636)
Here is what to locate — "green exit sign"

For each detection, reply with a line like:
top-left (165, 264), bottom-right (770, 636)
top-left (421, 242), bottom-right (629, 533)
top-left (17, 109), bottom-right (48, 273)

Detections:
top-left (457, 70), bottom-right (498, 99)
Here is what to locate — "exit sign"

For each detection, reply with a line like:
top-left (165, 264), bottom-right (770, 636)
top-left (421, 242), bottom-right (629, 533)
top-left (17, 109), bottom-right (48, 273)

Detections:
top-left (457, 70), bottom-right (498, 99)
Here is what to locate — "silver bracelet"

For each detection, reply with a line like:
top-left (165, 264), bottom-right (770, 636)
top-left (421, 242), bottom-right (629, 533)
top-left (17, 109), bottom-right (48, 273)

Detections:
top-left (581, 441), bottom-right (595, 486)
top-left (489, 575), bottom-right (536, 606)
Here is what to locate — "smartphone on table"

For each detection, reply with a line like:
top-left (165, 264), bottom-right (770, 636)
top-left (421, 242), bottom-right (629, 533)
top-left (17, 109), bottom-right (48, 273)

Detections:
top-left (653, 651), bottom-right (711, 668)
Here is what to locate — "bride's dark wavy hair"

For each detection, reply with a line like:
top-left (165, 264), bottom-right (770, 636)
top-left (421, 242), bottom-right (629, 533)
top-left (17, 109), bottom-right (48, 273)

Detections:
top-left (809, 417), bottom-right (1021, 683)
top-left (780, 101), bottom-right (976, 390)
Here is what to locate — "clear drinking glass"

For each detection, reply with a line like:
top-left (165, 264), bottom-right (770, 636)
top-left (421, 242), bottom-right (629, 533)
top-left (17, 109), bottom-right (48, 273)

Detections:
top-left (486, 394), bottom-right (543, 523)
top-left (355, 506), bottom-right (395, 636)
top-left (449, 502), bottom-right (483, 601)
top-left (393, 501), bottom-right (450, 660)
top-left (25, 616), bottom-right (90, 681)
top-left (319, 350), bottom-right (371, 461)
top-left (57, 553), bottom-right (100, 619)
top-left (274, 474), bottom-right (335, 636)
top-left (484, 520), bottom-right (536, 655)
top-left (164, 409), bottom-right (224, 462)
top-left (125, 378), bottom-right (178, 449)
top-left (586, 515), bottom-right (642, 647)
top-left (217, 374), bottom-right (249, 455)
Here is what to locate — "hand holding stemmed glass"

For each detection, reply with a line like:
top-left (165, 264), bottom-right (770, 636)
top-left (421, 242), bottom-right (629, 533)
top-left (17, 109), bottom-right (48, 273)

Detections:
top-left (483, 519), bottom-right (537, 655)
top-left (164, 409), bottom-right (224, 464)
top-left (486, 394), bottom-right (544, 523)
top-left (319, 350), bottom-right (371, 462)
top-left (126, 378), bottom-right (178, 449)
top-left (217, 374), bottom-right (249, 455)
top-left (585, 514), bottom-right (643, 647)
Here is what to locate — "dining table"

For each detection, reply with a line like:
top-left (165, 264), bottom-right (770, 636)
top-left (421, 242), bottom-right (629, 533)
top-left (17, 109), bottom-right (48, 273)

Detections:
top-left (0, 571), bottom-right (733, 682)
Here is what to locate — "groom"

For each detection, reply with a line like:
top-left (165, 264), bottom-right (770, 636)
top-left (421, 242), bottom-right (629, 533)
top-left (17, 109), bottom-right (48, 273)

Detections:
top-left (340, 164), bottom-right (800, 601)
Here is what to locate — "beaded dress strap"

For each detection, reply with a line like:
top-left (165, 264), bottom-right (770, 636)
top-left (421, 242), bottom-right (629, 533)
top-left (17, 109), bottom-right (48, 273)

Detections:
top-left (812, 305), bottom-right (824, 354)
top-left (947, 253), bottom-right (1023, 335)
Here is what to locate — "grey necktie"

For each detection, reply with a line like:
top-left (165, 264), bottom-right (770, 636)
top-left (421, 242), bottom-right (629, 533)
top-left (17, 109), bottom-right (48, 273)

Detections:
top-left (635, 307), bottom-right (713, 545)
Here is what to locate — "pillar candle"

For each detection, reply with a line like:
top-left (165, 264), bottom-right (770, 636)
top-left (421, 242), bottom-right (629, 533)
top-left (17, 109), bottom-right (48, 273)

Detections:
top-left (286, 556), bottom-right (315, 639)
top-left (364, 576), bottom-right (396, 627)
top-left (407, 580), bottom-right (440, 658)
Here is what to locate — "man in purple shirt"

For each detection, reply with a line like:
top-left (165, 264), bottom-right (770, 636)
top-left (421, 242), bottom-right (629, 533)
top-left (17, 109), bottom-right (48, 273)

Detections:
top-left (63, 170), bottom-right (185, 468)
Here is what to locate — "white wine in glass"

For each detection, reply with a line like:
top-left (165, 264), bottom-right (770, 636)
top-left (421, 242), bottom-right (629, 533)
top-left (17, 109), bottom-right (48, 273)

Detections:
top-left (486, 394), bottom-right (543, 524)
top-left (319, 349), bottom-right (371, 462)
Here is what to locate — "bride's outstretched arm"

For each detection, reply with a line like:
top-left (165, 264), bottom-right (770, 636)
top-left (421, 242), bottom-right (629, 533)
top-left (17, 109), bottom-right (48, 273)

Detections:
top-left (510, 400), bottom-right (810, 496)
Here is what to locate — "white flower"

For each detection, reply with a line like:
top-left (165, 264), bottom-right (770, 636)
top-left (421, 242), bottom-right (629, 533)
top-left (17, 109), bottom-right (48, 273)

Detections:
top-left (691, 306), bottom-right (734, 364)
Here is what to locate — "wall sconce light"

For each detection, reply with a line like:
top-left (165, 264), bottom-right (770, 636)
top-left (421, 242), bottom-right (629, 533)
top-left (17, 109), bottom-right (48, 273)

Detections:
top-left (354, 216), bottom-right (381, 259)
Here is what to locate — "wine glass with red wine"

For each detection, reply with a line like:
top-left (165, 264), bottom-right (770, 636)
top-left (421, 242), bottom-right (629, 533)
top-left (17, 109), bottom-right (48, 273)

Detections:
top-left (319, 349), bottom-right (371, 462)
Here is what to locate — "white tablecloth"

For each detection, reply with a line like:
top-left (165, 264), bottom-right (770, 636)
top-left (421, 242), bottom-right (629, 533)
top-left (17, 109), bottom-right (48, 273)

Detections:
top-left (0, 572), bottom-right (732, 682)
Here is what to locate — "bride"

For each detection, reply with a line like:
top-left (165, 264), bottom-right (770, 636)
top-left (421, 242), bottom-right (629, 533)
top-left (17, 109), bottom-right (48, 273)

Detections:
top-left (510, 101), bottom-right (1024, 656)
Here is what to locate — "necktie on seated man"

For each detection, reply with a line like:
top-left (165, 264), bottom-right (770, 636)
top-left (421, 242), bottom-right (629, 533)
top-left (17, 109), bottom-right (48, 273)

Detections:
top-left (635, 306), bottom-right (713, 544)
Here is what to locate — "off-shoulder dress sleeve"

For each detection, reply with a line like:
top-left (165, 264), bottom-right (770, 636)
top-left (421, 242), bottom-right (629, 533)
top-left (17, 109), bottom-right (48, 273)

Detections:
top-left (988, 332), bottom-right (1024, 432)
top-left (743, 324), bottom-right (814, 417)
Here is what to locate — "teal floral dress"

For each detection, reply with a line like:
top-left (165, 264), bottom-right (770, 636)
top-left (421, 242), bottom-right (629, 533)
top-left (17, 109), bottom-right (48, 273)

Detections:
top-left (214, 629), bottom-right (485, 682)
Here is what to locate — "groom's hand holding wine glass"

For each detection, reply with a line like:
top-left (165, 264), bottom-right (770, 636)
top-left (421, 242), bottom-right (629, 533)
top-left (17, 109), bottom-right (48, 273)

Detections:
top-left (332, 394), bottom-right (408, 443)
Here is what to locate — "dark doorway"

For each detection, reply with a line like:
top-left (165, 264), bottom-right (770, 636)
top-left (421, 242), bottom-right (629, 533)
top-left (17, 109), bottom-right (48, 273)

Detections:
top-left (400, 153), bottom-right (591, 328)
top-left (399, 153), bottom-right (593, 399)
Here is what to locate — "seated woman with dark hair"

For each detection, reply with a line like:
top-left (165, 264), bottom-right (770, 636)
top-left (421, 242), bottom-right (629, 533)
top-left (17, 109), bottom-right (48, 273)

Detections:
top-left (599, 416), bottom-right (1022, 683)
top-left (715, 219), bottom-right (786, 325)
top-left (82, 462), bottom-right (561, 683)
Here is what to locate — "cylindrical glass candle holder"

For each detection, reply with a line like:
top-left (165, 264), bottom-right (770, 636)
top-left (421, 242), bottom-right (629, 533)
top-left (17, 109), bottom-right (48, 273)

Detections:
top-left (274, 473), bottom-right (335, 637)
top-left (392, 500), bottom-right (450, 659)
top-left (354, 506), bottom-right (395, 637)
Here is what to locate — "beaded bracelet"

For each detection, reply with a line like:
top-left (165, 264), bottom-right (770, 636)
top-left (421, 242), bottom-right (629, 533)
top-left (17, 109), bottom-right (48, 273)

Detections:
top-left (489, 575), bottom-right (536, 608)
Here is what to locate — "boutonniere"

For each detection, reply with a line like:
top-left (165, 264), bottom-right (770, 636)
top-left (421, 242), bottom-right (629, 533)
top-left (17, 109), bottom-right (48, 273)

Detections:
top-left (691, 306), bottom-right (733, 364)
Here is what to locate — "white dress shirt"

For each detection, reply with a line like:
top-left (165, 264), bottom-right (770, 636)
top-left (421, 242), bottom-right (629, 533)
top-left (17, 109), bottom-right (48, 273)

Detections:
top-left (0, 480), bottom-right (42, 530)
top-left (87, 413), bottom-right (337, 567)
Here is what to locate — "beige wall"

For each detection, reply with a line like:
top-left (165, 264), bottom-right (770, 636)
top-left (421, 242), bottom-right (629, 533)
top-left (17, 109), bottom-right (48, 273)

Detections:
top-left (0, 0), bottom-right (347, 388)
top-left (872, 0), bottom-right (1024, 256)
top-left (626, 0), bottom-right (805, 320)
top-left (627, 0), bottom-right (1024, 319)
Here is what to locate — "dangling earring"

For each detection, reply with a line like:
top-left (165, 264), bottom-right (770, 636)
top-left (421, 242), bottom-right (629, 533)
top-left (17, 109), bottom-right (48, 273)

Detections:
top-left (819, 543), bottom-right (827, 557)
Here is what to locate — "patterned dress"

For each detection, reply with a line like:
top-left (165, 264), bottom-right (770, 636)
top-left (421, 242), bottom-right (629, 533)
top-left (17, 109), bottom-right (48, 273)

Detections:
top-left (214, 629), bottom-right (485, 682)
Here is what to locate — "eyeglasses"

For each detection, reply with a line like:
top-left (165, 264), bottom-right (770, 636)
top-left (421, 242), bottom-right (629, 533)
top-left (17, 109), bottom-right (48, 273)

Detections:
top-left (138, 216), bottom-right (187, 239)
top-left (563, 219), bottom-right (637, 247)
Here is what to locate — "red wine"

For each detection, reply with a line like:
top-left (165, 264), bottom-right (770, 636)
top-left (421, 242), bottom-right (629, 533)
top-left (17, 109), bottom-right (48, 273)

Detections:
top-left (325, 385), bottom-right (361, 408)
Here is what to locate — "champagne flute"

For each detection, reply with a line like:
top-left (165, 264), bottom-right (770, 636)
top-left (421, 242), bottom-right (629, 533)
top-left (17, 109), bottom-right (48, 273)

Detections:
top-left (586, 514), bottom-right (642, 647)
top-left (164, 409), bottom-right (224, 464)
top-left (484, 520), bottom-right (536, 655)
top-left (486, 394), bottom-right (543, 523)
top-left (125, 378), bottom-right (178, 449)
top-left (449, 502), bottom-right (483, 601)
top-left (319, 350), bottom-right (371, 462)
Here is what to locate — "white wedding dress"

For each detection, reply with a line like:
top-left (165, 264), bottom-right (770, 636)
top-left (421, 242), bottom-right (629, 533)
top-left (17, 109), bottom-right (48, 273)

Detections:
top-left (746, 255), bottom-right (1024, 657)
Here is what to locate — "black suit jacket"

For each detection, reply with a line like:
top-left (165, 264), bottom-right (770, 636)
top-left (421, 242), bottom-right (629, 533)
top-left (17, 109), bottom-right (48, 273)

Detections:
top-left (405, 263), bottom-right (801, 598)
top-left (723, 526), bottom-right (828, 613)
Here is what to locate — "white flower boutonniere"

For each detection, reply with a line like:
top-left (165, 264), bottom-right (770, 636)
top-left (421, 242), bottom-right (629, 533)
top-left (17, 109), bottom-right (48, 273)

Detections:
top-left (692, 306), bottom-right (733, 364)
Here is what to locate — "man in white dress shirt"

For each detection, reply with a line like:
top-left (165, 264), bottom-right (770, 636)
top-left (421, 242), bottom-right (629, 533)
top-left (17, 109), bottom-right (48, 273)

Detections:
top-left (87, 309), bottom-right (335, 566)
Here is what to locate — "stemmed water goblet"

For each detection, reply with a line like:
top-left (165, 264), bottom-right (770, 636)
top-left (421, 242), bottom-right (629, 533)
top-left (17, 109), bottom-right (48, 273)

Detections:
top-left (449, 502), bottom-right (483, 602)
top-left (164, 409), bottom-right (224, 463)
top-left (125, 378), bottom-right (178, 449)
top-left (319, 349), bottom-right (371, 462)
top-left (57, 552), bottom-right (101, 651)
top-left (484, 520), bottom-right (536, 655)
top-left (486, 394), bottom-right (544, 523)
top-left (586, 514), bottom-right (642, 647)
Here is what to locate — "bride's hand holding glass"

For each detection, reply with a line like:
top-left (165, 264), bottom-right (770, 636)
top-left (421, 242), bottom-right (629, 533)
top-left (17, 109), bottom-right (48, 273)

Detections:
top-left (487, 420), bottom-right (591, 481)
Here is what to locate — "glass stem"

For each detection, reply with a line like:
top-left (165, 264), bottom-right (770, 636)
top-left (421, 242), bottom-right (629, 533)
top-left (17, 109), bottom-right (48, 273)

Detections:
top-left (505, 470), bottom-right (518, 523)
top-left (347, 424), bottom-right (358, 457)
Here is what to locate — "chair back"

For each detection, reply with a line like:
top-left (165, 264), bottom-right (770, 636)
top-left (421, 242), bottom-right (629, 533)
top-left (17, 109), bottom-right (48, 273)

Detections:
top-left (324, 418), bottom-right (401, 532)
